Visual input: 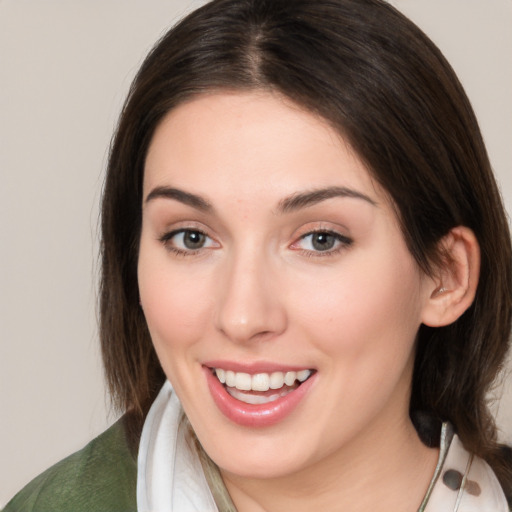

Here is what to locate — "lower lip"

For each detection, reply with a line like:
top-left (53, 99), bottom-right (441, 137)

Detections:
top-left (204, 367), bottom-right (316, 428)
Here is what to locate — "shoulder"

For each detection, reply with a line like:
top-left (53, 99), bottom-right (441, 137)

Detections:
top-left (3, 418), bottom-right (137, 512)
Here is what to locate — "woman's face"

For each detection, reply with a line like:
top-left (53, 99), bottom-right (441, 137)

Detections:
top-left (138, 92), bottom-right (433, 479)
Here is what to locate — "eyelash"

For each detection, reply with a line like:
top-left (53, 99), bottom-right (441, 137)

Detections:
top-left (159, 228), bottom-right (215, 257)
top-left (292, 229), bottom-right (353, 258)
top-left (158, 228), bottom-right (353, 258)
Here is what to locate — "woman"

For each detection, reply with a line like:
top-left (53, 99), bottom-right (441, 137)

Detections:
top-left (5, 0), bottom-right (511, 511)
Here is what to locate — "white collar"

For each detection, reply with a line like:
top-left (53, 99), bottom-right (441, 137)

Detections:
top-left (137, 381), bottom-right (218, 512)
top-left (423, 423), bottom-right (508, 511)
top-left (137, 382), bottom-right (508, 512)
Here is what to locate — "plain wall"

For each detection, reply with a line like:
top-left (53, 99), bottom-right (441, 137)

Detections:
top-left (1, 0), bottom-right (511, 506)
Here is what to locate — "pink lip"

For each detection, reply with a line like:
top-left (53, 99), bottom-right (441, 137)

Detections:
top-left (203, 360), bottom-right (312, 374)
top-left (203, 366), bottom-right (316, 428)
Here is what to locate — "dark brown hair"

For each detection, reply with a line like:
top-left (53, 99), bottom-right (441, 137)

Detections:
top-left (100, 0), bottom-right (512, 497)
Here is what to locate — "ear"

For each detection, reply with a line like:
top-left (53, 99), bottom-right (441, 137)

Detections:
top-left (421, 226), bottom-right (480, 327)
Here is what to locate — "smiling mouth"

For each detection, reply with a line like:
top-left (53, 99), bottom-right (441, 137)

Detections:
top-left (211, 368), bottom-right (314, 405)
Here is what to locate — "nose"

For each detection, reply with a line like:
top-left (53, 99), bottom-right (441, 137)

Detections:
top-left (214, 247), bottom-right (287, 344)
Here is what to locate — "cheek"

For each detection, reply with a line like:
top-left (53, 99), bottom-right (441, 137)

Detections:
top-left (287, 252), bottom-right (424, 434)
top-left (137, 249), bottom-right (213, 355)
top-left (291, 249), bottom-right (424, 360)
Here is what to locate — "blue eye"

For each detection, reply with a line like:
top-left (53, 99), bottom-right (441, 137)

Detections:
top-left (297, 231), bottom-right (352, 253)
top-left (160, 229), bottom-right (216, 253)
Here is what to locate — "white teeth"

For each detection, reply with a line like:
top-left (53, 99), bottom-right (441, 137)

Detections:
top-left (252, 373), bottom-right (270, 391)
top-left (214, 368), bottom-right (312, 391)
top-left (269, 372), bottom-right (285, 389)
top-left (216, 368), bottom-right (226, 384)
top-left (235, 372), bottom-right (252, 391)
top-left (225, 370), bottom-right (236, 387)
top-left (297, 369), bottom-right (312, 382)
top-left (284, 371), bottom-right (297, 386)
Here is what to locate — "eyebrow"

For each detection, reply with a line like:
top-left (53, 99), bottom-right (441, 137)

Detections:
top-left (144, 184), bottom-right (376, 214)
top-left (277, 186), bottom-right (377, 213)
top-left (145, 186), bottom-right (213, 212)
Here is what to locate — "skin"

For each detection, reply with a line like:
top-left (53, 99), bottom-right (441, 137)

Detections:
top-left (138, 91), bottom-right (443, 512)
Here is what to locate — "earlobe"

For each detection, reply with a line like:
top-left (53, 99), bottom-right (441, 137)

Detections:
top-left (421, 226), bottom-right (480, 327)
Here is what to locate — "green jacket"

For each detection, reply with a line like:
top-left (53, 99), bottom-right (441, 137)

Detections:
top-left (3, 419), bottom-right (137, 512)
top-left (4, 414), bottom-right (511, 511)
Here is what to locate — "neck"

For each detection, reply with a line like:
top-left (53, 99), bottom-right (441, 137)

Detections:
top-left (221, 414), bottom-right (439, 512)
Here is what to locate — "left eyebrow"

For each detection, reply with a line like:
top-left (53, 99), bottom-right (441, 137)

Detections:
top-left (277, 186), bottom-right (377, 213)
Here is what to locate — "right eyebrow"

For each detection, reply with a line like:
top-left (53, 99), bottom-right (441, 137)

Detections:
top-left (144, 186), bottom-right (213, 212)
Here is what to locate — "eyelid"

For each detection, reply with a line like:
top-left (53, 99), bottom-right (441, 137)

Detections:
top-left (289, 227), bottom-right (353, 256)
top-left (159, 225), bottom-right (220, 255)
top-left (159, 226), bottom-right (210, 242)
top-left (157, 219), bottom-right (214, 242)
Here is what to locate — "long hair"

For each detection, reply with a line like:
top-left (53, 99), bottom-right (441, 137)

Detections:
top-left (100, 0), bottom-right (512, 497)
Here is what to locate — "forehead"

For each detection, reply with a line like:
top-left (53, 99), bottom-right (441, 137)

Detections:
top-left (143, 91), bottom-right (383, 206)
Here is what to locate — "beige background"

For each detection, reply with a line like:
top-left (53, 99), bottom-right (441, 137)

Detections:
top-left (1, 0), bottom-right (511, 506)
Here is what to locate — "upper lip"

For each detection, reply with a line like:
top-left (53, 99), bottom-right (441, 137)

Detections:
top-left (203, 360), bottom-right (315, 374)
